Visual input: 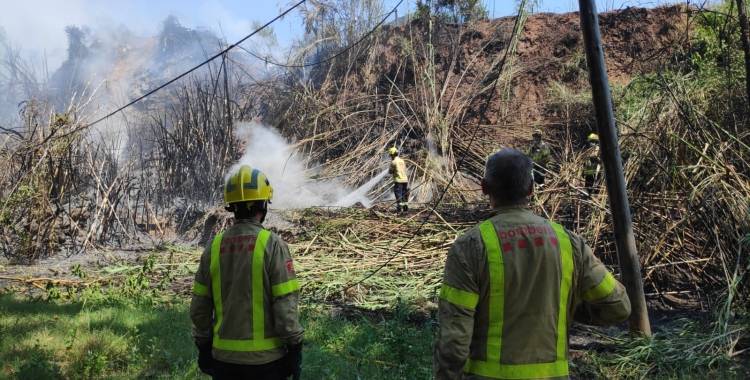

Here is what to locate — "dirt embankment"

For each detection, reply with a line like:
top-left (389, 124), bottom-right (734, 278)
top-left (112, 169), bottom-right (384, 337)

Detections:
top-left (374, 5), bottom-right (688, 135)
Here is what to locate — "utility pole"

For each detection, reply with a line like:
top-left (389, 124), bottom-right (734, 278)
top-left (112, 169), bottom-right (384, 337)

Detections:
top-left (577, 0), bottom-right (651, 338)
top-left (735, 0), bottom-right (750, 103)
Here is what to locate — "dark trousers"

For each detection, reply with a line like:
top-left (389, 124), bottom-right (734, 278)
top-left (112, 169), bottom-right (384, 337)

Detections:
top-left (393, 182), bottom-right (408, 210)
top-left (212, 357), bottom-right (286, 380)
top-left (584, 175), bottom-right (597, 196)
top-left (533, 164), bottom-right (546, 185)
top-left (533, 170), bottom-right (545, 185)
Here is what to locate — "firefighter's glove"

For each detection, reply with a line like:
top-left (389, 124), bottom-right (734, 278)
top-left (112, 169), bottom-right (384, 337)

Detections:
top-left (284, 342), bottom-right (303, 379)
top-left (196, 341), bottom-right (213, 376)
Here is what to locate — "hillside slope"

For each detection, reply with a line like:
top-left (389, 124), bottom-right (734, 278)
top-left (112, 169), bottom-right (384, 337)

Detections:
top-left (268, 5), bottom-right (690, 189)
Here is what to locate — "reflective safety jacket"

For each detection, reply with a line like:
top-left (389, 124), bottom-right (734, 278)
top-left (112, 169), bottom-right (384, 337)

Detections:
top-left (583, 145), bottom-right (600, 177)
top-left (190, 220), bottom-right (304, 365)
top-left (434, 205), bottom-right (631, 380)
top-left (528, 141), bottom-right (551, 165)
top-left (389, 156), bottom-right (408, 183)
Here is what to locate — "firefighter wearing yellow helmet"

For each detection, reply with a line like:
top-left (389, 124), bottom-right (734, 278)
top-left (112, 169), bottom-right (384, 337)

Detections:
top-left (583, 133), bottom-right (601, 196)
top-left (527, 129), bottom-right (552, 186)
top-left (191, 165), bottom-right (304, 379)
top-left (388, 147), bottom-right (409, 213)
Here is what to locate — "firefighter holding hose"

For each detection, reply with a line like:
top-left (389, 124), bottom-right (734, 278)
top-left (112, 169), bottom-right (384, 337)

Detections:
top-left (388, 147), bottom-right (409, 213)
top-left (191, 165), bottom-right (304, 379)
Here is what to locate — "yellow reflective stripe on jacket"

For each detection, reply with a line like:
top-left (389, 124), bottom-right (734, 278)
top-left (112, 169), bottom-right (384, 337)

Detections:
top-left (272, 278), bottom-right (300, 297)
top-left (465, 220), bottom-right (573, 379)
top-left (210, 232), bottom-right (225, 343)
top-left (193, 282), bottom-right (210, 297)
top-left (478, 220), bottom-right (504, 363)
top-left (550, 221), bottom-right (574, 363)
top-left (253, 230), bottom-right (271, 343)
top-left (213, 337), bottom-right (282, 352)
top-left (581, 272), bottom-right (616, 302)
top-left (210, 230), bottom-right (282, 352)
top-left (531, 151), bottom-right (549, 161)
top-left (464, 359), bottom-right (570, 379)
top-left (439, 284), bottom-right (479, 310)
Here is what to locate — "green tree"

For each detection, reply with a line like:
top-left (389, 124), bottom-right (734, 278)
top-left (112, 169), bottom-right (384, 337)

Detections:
top-left (434, 0), bottom-right (488, 23)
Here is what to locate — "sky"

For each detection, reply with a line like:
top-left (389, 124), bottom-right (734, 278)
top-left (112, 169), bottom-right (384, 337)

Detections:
top-left (0, 0), bottom-right (666, 71)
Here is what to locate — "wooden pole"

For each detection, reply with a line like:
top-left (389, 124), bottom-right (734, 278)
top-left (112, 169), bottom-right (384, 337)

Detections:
top-left (577, 0), bottom-right (651, 338)
top-left (735, 0), bottom-right (750, 104)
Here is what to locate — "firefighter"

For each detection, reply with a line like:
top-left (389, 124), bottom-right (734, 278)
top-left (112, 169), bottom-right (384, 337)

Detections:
top-left (433, 149), bottom-right (631, 380)
top-left (388, 147), bottom-right (409, 213)
top-left (191, 165), bottom-right (304, 380)
top-left (583, 133), bottom-right (601, 196)
top-left (527, 130), bottom-right (552, 186)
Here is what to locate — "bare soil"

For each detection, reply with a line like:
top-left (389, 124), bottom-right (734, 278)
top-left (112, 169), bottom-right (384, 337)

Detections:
top-left (374, 5), bottom-right (689, 146)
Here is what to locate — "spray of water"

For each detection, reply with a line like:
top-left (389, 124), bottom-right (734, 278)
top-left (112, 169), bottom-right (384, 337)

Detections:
top-left (229, 122), bottom-right (387, 208)
top-left (334, 169), bottom-right (389, 207)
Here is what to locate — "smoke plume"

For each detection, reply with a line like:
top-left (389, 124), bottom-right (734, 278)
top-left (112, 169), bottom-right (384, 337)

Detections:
top-left (228, 122), bottom-right (387, 208)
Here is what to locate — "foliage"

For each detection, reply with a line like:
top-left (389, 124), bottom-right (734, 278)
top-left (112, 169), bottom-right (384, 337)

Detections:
top-left (0, 285), bottom-right (746, 379)
top-left (415, 1), bottom-right (431, 21)
top-left (301, 300), bottom-right (435, 379)
top-left (14, 345), bottom-right (64, 380)
top-left (537, 4), bottom-right (749, 310)
top-left (413, 0), bottom-right (489, 23)
top-left (587, 317), bottom-right (749, 379)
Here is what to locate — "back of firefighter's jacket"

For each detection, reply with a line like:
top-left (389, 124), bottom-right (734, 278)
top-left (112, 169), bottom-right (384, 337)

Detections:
top-left (434, 205), bottom-right (631, 380)
top-left (583, 145), bottom-right (600, 176)
top-left (390, 157), bottom-right (408, 183)
top-left (190, 220), bottom-right (304, 366)
top-left (529, 141), bottom-right (551, 164)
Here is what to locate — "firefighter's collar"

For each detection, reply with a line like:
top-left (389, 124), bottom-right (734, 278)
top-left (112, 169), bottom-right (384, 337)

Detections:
top-left (234, 219), bottom-right (264, 228)
top-left (485, 204), bottom-right (528, 219)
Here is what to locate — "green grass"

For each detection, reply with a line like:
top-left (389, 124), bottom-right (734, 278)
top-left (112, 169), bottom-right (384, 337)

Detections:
top-left (0, 294), bottom-right (436, 380)
top-left (1, 246), bottom-right (747, 380)
top-left (0, 246), bottom-right (746, 380)
top-left (0, 291), bottom-right (747, 379)
top-left (0, 294), bottom-right (199, 380)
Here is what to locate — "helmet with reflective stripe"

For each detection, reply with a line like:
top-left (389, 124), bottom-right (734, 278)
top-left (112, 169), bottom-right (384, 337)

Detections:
top-left (532, 130), bottom-right (543, 137)
top-left (588, 133), bottom-right (599, 142)
top-left (389, 147), bottom-right (398, 155)
top-left (224, 165), bottom-right (274, 207)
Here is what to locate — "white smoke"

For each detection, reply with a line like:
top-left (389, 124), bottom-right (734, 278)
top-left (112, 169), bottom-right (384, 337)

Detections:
top-left (228, 122), bottom-right (387, 208)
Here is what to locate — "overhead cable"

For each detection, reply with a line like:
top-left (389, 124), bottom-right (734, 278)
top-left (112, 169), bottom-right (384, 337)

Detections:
top-left (87, 0), bottom-right (307, 128)
top-left (239, 0), bottom-right (404, 68)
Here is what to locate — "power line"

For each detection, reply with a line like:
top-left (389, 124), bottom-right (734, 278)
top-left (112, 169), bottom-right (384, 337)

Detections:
top-left (239, 0), bottom-right (404, 69)
top-left (87, 0), bottom-right (307, 128)
top-left (341, 0), bottom-right (530, 293)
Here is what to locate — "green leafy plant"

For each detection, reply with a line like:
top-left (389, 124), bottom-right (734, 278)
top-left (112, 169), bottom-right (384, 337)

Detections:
top-left (15, 344), bottom-right (63, 380)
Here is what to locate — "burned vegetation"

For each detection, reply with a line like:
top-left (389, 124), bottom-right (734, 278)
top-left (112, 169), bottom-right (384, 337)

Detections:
top-left (0, 2), bottom-right (748, 376)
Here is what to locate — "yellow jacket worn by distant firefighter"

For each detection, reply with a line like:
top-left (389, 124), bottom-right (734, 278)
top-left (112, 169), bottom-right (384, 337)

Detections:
top-left (434, 205), bottom-right (631, 380)
top-left (389, 156), bottom-right (408, 183)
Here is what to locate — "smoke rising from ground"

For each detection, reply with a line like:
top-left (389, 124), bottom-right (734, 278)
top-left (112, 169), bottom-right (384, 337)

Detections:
top-left (229, 122), bottom-right (385, 208)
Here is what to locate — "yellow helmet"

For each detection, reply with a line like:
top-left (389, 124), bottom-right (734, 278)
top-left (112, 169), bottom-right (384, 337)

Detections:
top-left (588, 133), bottom-right (599, 141)
top-left (388, 147), bottom-right (398, 155)
top-left (224, 165), bottom-right (274, 207)
top-left (532, 129), bottom-right (543, 137)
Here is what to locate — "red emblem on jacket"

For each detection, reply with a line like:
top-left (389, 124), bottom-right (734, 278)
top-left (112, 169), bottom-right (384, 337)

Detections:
top-left (286, 259), bottom-right (294, 273)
